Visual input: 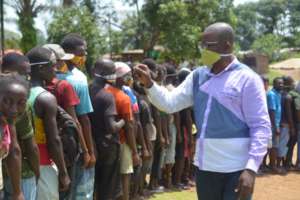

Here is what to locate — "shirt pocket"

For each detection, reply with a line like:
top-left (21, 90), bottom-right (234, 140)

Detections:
top-left (220, 87), bottom-right (241, 106)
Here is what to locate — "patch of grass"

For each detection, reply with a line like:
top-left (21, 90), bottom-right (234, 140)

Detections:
top-left (149, 189), bottom-right (197, 200)
top-left (267, 69), bottom-right (283, 83)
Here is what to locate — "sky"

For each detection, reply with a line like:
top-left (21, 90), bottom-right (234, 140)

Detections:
top-left (4, 0), bottom-right (258, 37)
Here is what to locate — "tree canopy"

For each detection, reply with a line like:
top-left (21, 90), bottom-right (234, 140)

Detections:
top-left (4, 0), bottom-right (300, 63)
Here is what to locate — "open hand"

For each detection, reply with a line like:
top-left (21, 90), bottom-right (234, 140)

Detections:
top-left (133, 64), bottom-right (153, 88)
top-left (59, 173), bottom-right (71, 192)
top-left (235, 169), bottom-right (255, 200)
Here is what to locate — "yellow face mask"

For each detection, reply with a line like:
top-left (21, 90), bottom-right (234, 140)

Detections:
top-left (71, 56), bottom-right (86, 69)
top-left (200, 49), bottom-right (232, 68)
top-left (57, 62), bottom-right (69, 73)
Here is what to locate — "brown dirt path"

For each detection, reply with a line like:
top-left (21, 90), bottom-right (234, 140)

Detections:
top-left (253, 172), bottom-right (300, 200)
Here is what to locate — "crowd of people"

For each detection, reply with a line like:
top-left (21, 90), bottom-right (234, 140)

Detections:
top-left (0, 33), bottom-right (197, 200)
top-left (0, 21), bottom-right (298, 200)
top-left (262, 75), bottom-right (300, 174)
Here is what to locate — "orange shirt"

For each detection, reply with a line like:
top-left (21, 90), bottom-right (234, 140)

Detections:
top-left (105, 85), bottom-right (133, 143)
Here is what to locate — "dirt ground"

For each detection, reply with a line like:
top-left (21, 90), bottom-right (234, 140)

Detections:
top-left (275, 69), bottom-right (300, 81)
top-left (253, 172), bottom-right (300, 200)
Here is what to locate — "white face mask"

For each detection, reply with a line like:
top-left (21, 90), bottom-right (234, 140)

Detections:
top-left (94, 73), bottom-right (116, 80)
top-left (94, 73), bottom-right (116, 84)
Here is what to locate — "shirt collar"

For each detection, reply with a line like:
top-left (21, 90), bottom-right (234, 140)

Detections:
top-left (272, 88), bottom-right (281, 95)
top-left (207, 57), bottom-right (239, 77)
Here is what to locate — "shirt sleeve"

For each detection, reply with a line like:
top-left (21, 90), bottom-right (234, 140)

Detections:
top-left (242, 74), bottom-right (272, 173)
top-left (294, 97), bottom-right (300, 111)
top-left (119, 95), bottom-right (133, 121)
top-left (140, 101), bottom-right (152, 125)
top-left (267, 92), bottom-right (276, 111)
top-left (75, 84), bottom-right (94, 115)
top-left (61, 81), bottom-right (80, 109)
top-left (103, 93), bottom-right (117, 117)
top-left (146, 71), bottom-right (194, 114)
top-left (15, 107), bottom-right (34, 140)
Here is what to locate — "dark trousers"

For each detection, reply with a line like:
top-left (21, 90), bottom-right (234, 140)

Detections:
top-left (195, 168), bottom-right (252, 200)
top-left (151, 140), bottom-right (162, 180)
top-left (94, 143), bottom-right (122, 200)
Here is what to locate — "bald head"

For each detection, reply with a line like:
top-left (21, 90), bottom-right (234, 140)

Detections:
top-left (94, 59), bottom-right (116, 76)
top-left (202, 22), bottom-right (235, 54)
top-left (204, 22), bottom-right (234, 44)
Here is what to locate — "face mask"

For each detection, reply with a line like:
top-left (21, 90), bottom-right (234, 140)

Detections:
top-left (123, 75), bottom-right (133, 87)
top-left (106, 79), bottom-right (116, 85)
top-left (21, 74), bottom-right (31, 81)
top-left (57, 62), bottom-right (69, 73)
top-left (94, 73), bottom-right (116, 84)
top-left (200, 49), bottom-right (232, 68)
top-left (71, 56), bottom-right (86, 69)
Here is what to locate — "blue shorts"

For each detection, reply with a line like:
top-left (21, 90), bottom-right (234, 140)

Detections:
top-left (278, 127), bottom-right (290, 157)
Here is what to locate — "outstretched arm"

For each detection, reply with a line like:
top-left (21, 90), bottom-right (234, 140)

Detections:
top-left (134, 64), bottom-right (194, 113)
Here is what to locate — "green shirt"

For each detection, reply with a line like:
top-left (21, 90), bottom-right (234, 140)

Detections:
top-left (290, 90), bottom-right (300, 110)
top-left (289, 90), bottom-right (300, 124)
top-left (15, 105), bottom-right (35, 178)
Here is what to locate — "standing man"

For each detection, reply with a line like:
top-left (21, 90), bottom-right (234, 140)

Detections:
top-left (2, 53), bottom-right (40, 200)
top-left (175, 68), bottom-right (193, 189)
top-left (292, 82), bottom-right (300, 170)
top-left (267, 77), bottom-right (283, 173)
top-left (282, 76), bottom-right (296, 170)
top-left (260, 75), bottom-right (271, 171)
top-left (141, 59), bottom-right (165, 192)
top-left (105, 62), bottom-right (140, 200)
top-left (59, 34), bottom-right (95, 199)
top-left (26, 47), bottom-right (70, 200)
top-left (89, 59), bottom-right (125, 200)
top-left (134, 22), bottom-right (271, 200)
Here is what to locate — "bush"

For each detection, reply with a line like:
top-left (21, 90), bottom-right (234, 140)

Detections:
top-left (251, 34), bottom-right (282, 62)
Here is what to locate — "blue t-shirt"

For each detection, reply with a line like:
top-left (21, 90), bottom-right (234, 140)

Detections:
top-left (57, 68), bottom-right (93, 115)
top-left (267, 89), bottom-right (281, 128)
top-left (122, 86), bottom-right (139, 113)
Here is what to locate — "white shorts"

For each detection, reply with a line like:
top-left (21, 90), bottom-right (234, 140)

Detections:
top-left (120, 143), bottom-right (133, 174)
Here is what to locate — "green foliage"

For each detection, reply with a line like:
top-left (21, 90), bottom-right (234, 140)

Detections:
top-left (268, 69), bottom-right (283, 84)
top-left (158, 1), bottom-right (201, 61)
top-left (251, 34), bottom-right (282, 61)
top-left (110, 30), bottom-right (124, 54)
top-left (120, 0), bottom-right (237, 61)
top-left (4, 30), bottom-right (21, 49)
top-left (9, 0), bottom-right (45, 52)
top-left (235, 0), bottom-right (300, 51)
top-left (18, 15), bottom-right (37, 52)
top-left (212, 0), bottom-right (237, 28)
top-left (234, 2), bottom-right (258, 50)
top-left (47, 6), bottom-right (106, 71)
top-left (255, 0), bottom-right (287, 34)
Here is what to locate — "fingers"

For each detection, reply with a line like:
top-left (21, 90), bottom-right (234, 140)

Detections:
top-left (133, 65), bottom-right (148, 78)
top-left (235, 179), bottom-right (242, 199)
top-left (236, 180), bottom-right (253, 200)
top-left (134, 64), bottom-right (149, 71)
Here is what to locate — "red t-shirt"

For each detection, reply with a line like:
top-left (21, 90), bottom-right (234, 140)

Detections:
top-left (105, 85), bottom-right (133, 144)
top-left (46, 78), bottom-right (80, 110)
